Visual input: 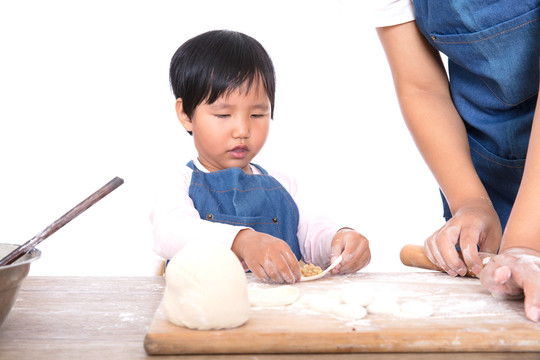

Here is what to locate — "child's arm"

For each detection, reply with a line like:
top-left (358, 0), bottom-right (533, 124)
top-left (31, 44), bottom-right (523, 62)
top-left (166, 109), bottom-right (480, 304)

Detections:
top-left (271, 170), bottom-right (370, 273)
top-left (377, 21), bottom-right (501, 276)
top-left (150, 166), bottom-right (249, 260)
top-left (151, 166), bottom-right (301, 283)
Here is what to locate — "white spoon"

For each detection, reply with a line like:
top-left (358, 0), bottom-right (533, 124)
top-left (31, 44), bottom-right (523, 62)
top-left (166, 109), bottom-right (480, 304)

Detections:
top-left (300, 254), bottom-right (343, 282)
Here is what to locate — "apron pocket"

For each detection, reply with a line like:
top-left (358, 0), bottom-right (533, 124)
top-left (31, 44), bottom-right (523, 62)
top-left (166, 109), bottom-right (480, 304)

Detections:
top-left (430, 5), bottom-right (540, 106)
top-left (468, 135), bottom-right (525, 168)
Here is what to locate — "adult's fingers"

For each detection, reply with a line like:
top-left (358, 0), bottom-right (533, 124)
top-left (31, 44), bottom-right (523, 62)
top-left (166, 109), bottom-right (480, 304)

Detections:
top-left (523, 275), bottom-right (540, 322)
top-left (425, 226), bottom-right (462, 276)
top-left (479, 252), bottom-right (540, 322)
top-left (436, 225), bottom-right (467, 276)
top-left (480, 263), bottom-right (520, 298)
top-left (459, 227), bottom-right (483, 276)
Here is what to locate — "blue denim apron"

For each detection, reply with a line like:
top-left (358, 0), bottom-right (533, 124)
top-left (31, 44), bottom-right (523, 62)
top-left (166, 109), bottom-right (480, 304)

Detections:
top-left (413, 0), bottom-right (540, 229)
top-left (186, 160), bottom-right (302, 260)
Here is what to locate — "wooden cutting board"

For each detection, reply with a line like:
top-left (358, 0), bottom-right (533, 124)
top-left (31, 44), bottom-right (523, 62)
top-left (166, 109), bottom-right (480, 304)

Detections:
top-left (144, 272), bottom-right (540, 354)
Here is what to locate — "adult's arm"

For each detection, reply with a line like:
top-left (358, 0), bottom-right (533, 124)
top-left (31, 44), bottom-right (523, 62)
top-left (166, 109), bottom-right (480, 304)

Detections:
top-left (480, 62), bottom-right (540, 322)
top-left (500, 60), bottom-right (540, 253)
top-left (376, 22), bottom-right (501, 276)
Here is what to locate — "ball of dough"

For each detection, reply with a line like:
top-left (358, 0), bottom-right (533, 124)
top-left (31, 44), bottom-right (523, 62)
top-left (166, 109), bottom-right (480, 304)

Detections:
top-left (163, 242), bottom-right (249, 330)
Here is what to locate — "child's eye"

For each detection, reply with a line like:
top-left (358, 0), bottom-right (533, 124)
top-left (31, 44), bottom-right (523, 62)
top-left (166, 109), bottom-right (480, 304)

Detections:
top-left (214, 114), bottom-right (230, 118)
top-left (251, 114), bottom-right (265, 118)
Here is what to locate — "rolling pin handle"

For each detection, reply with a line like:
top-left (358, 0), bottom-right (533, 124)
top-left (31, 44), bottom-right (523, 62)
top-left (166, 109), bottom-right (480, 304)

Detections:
top-left (400, 244), bottom-right (443, 272)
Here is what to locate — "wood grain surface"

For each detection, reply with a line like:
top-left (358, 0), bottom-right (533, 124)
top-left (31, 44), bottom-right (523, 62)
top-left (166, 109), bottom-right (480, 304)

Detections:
top-left (1, 276), bottom-right (539, 359)
top-left (145, 272), bottom-right (540, 355)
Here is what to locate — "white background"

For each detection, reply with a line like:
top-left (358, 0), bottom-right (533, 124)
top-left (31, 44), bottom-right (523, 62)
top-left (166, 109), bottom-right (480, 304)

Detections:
top-left (0, 0), bottom-right (443, 276)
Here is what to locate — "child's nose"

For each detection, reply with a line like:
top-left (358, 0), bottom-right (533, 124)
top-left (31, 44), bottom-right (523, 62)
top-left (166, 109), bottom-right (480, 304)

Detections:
top-left (232, 115), bottom-right (250, 138)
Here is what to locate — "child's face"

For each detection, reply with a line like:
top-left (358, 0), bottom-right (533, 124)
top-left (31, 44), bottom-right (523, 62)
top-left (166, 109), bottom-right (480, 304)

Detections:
top-left (178, 80), bottom-right (271, 173)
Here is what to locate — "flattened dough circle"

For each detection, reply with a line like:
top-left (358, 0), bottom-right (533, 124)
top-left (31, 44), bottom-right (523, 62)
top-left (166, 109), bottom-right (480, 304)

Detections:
top-left (340, 284), bottom-right (375, 307)
top-left (330, 303), bottom-right (368, 320)
top-left (398, 300), bottom-right (434, 318)
top-left (248, 285), bottom-right (300, 307)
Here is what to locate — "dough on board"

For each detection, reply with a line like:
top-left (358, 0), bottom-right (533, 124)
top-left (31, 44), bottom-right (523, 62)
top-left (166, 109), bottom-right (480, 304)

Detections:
top-left (330, 303), bottom-right (368, 320)
top-left (340, 284), bottom-right (375, 307)
top-left (248, 285), bottom-right (300, 307)
top-left (303, 284), bottom-right (433, 319)
top-left (300, 293), bottom-right (368, 320)
top-left (163, 242), bottom-right (250, 330)
top-left (398, 300), bottom-right (434, 318)
top-left (366, 294), bottom-right (400, 315)
top-left (301, 293), bottom-right (343, 313)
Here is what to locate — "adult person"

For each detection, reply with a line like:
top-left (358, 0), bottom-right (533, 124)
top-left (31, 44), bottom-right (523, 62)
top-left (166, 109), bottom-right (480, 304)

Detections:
top-left (375, 1), bottom-right (540, 321)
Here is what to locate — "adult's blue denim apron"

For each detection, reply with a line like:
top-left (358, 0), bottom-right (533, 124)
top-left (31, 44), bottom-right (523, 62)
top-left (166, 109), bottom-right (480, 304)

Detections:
top-left (186, 160), bottom-right (302, 259)
top-left (413, 0), bottom-right (540, 230)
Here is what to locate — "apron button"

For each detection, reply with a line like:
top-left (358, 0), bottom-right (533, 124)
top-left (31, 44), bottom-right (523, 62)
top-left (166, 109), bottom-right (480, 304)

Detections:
top-left (272, 217), bottom-right (278, 223)
top-left (431, 35), bottom-right (437, 41)
top-left (207, 214), bottom-right (214, 220)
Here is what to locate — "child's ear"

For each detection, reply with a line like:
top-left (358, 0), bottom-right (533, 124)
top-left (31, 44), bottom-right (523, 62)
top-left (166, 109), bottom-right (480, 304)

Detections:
top-left (175, 98), bottom-right (193, 133)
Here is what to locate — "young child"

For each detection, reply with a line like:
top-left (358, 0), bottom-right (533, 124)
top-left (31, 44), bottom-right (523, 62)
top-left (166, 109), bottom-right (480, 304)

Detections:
top-left (151, 30), bottom-right (370, 283)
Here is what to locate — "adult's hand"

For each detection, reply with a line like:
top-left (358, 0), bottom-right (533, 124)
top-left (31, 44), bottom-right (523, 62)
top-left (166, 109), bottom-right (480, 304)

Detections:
top-left (480, 248), bottom-right (540, 322)
top-left (425, 197), bottom-right (501, 277)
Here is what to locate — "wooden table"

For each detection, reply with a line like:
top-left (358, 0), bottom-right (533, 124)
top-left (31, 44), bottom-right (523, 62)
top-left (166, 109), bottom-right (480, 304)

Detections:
top-left (0, 276), bottom-right (538, 359)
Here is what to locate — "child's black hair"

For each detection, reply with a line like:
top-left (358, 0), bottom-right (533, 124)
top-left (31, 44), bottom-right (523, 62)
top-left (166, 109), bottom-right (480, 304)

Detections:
top-left (169, 30), bottom-right (276, 123)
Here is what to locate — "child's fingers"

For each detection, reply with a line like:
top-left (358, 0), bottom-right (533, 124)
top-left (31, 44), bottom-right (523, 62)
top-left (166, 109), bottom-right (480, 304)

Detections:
top-left (263, 260), bottom-right (286, 284)
top-left (247, 262), bottom-right (271, 282)
top-left (261, 247), bottom-right (300, 284)
top-left (330, 237), bottom-right (346, 262)
top-left (341, 241), bottom-right (367, 273)
top-left (238, 232), bottom-right (300, 283)
top-left (331, 230), bottom-right (370, 274)
top-left (282, 250), bottom-right (301, 281)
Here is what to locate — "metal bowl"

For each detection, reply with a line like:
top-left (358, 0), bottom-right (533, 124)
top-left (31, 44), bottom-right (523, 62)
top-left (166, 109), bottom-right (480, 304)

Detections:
top-left (0, 244), bottom-right (41, 327)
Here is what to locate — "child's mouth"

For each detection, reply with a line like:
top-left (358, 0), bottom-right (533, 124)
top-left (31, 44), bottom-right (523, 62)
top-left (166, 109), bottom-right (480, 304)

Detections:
top-left (229, 145), bottom-right (248, 159)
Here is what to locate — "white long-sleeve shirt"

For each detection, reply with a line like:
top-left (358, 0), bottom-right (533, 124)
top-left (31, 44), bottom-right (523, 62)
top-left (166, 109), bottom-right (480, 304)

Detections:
top-left (373, 0), bottom-right (415, 27)
top-left (150, 159), bottom-right (344, 267)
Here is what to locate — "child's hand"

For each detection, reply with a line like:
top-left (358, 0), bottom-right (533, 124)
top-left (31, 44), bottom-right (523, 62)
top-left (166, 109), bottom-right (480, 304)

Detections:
top-left (231, 229), bottom-right (301, 284)
top-left (424, 197), bottom-right (501, 277)
top-left (329, 228), bottom-right (370, 275)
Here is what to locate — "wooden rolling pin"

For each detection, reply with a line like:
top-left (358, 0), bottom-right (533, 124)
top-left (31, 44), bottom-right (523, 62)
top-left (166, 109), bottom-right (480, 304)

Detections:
top-left (400, 244), bottom-right (481, 278)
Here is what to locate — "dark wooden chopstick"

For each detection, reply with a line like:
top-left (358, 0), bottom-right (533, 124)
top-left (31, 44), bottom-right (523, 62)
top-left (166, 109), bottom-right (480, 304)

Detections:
top-left (0, 177), bottom-right (124, 266)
